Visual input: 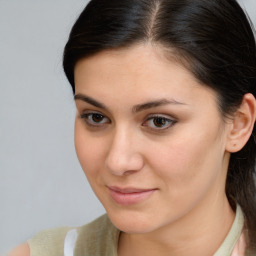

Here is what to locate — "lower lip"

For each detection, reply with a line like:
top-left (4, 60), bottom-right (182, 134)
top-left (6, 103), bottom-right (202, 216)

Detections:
top-left (108, 189), bottom-right (156, 206)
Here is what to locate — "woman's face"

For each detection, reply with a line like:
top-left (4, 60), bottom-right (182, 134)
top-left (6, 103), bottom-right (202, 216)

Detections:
top-left (74, 45), bottom-right (231, 234)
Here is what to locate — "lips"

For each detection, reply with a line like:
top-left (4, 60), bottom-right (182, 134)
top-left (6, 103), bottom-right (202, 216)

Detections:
top-left (108, 186), bottom-right (157, 205)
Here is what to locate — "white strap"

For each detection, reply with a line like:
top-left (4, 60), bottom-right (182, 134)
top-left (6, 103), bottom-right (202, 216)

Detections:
top-left (64, 229), bottom-right (78, 256)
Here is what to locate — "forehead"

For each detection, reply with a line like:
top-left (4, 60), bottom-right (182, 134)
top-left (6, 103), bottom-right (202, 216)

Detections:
top-left (74, 44), bottom-right (217, 108)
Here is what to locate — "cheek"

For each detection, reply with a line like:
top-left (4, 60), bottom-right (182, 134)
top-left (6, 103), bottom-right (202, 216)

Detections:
top-left (149, 125), bottom-right (225, 198)
top-left (74, 120), bottom-right (106, 177)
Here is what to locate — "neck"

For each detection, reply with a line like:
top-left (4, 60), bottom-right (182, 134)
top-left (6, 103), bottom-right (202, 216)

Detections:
top-left (118, 196), bottom-right (235, 256)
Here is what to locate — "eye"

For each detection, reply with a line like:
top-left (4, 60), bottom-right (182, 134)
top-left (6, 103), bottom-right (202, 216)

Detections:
top-left (143, 115), bottom-right (176, 130)
top-left (80, 112), bottom-right (110, 127)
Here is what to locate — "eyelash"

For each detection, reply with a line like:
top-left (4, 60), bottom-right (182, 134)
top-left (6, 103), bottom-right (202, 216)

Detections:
top-left (143, 115), bottom-right (177, 130)
top-left (80, 112), bottom-right (110, 127)
top-left (80, 112), bottom-right (177, 131)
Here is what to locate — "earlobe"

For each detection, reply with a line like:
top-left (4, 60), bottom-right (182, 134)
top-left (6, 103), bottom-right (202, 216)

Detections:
top-left (226, 93), bottom-right (256, 153)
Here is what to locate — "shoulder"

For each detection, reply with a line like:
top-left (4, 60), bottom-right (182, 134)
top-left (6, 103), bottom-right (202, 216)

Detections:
top-left (28, 225), bottom-right (73, 256)
top-left (75, 214), bottom-right (119, 255)
top-left (7, 243), bottom-right (30, 256)
top-left (8, 215), bottom-right (119, 256)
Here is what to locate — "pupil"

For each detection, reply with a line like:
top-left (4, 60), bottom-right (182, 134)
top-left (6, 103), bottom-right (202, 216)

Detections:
top-left (154, 117), bottom-right (165, 127)
top-left (92, 114), bottom-right (103, 122)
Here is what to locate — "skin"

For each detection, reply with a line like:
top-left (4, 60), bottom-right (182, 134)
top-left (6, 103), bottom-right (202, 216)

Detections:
top-left (73, 44), bottom-right (237, 256)
top-left (10, 44), bottom-right (256, 256)
top-left (7, 243), bottom-right (30, 256)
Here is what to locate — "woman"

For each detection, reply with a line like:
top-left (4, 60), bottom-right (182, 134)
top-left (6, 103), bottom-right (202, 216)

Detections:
top-left (9, 0), bottom-right (256, 255)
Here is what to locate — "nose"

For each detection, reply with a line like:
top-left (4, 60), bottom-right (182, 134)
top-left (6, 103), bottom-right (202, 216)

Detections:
top-left (105, 127), bottom-right (144, 176)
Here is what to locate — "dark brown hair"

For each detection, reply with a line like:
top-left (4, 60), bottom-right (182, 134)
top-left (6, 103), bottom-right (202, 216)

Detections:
top-left (63, 0), bottom-right (256, 251)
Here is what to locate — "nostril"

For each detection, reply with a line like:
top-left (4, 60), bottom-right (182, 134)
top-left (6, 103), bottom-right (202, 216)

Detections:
top-left (105, 152), bottom-right (144, 176)
top-left (123, 170), bottom-right (138, 176)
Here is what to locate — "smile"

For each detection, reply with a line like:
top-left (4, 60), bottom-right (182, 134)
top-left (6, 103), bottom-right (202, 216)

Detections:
top-left (108, 186), bottom-right (157, 206)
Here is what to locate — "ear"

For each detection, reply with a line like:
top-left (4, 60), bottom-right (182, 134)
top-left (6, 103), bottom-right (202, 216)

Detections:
top-left (226, 93), bottom-right (256, 153)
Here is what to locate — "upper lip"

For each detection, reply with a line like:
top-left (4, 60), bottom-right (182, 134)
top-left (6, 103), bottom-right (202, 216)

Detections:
top-left (108, 186), bottom-right (157, 194)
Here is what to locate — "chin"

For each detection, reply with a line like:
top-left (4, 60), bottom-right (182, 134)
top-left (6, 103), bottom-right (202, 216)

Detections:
top-left (106, 208), bottom-right (163, 234)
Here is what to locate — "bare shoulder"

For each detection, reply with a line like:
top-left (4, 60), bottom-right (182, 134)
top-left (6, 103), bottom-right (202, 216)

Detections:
top-left (7, 243), bottom-right (30, 256)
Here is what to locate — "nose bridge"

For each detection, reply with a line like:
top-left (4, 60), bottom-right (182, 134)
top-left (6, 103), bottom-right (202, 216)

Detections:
top-left (105, 124), bottom-right (143, 175)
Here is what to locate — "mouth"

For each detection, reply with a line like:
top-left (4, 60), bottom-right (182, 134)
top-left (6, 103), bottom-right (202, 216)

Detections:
top-left (107, 186), bottom-right (157, 206)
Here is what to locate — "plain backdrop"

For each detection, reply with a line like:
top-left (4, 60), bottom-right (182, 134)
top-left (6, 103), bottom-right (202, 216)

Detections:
top-left (0, 0), bottom-right (255, 254)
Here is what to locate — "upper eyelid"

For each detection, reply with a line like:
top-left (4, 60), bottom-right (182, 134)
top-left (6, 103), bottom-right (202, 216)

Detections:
top-left (81, 112), bottom-right (109, 120)
top-left (80, 111), bottom-right (175, 119)
top-left (145, 113), bottom-right (176, 121)
top-left (144, 116), bottom-right (176, 124)
top-left (80, 109), bottom-right (105, 114)
top-left (78, 107), bottom-right (112, 118)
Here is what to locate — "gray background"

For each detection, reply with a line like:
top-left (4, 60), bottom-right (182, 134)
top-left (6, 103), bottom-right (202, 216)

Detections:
top-left (0, 0), bottom-right (255, 254)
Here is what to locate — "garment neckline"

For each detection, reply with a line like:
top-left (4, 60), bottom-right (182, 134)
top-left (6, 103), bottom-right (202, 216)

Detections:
top-left (113, 205), bottom-right (244, 256)
top-left (213, 205), bottom-right (244, 255)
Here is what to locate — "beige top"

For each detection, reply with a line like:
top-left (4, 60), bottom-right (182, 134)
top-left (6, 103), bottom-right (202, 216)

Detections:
top-left (28, 205), bottom-right (249, 256)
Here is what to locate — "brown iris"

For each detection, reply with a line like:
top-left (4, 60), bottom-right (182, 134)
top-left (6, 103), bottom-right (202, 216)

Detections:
top-left (153, 117), bottom-right (167, 127)
top-left (91, 113), bottom-right (104, 123)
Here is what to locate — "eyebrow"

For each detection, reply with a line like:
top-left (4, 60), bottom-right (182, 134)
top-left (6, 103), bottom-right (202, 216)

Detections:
top-left (132, 99), bottom-right (186, 113)
top-left (74, 94), bottom-right (108, 110)
top-left (74, 93), bottom-right (186, 113)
